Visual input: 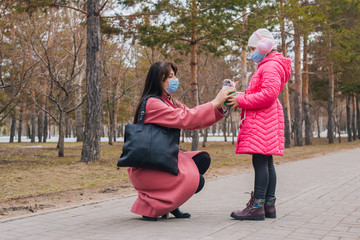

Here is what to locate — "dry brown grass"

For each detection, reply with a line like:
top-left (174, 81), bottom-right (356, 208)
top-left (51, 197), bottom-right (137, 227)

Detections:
top-left (0, 138), bottom-right (359, 217)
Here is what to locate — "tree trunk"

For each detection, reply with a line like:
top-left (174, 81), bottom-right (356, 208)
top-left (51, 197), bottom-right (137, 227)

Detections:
top-left (231, 113), bottom-right (235, 145)
top-left (10, 111), bottom-right (16, 143)
top-left (58, 112), bottom-right (65, 157)
top-left (38, 112), bottom-right (43, 142)
top-left (352, 95), bottom-right (357, 140)
top-left (190, 1), bottom-right (199, 151)
top-left (293, 26), bottom-right (303, 146)
top-left (326, 32), bottom-right (335, 144)
top-left (66, 3), bottom-right (85, 142)
top-left (27, 122), bottom-right (31, 139)
top-left (223, 118), bottom-right (227, 142)
top-left (327, 63), bottom-right (335, 144)
top-left (43, 82), bottom-right (49, 143)
top-left (357, 95), bottom-right (360, 139)
top-left (111, 81), bottom-right (119, 143)
top-left (302, 34), bottom-right (311, 145)
top-left (202, 128), bottom-right (208, 147)
top-left (316, 116), bottom-right (320, 138)
top-left (280, 0), bottom-right (291, 148)
top-left (337, 121), bottom-right (341, 143)
top-left (240, 9), bottom-right (248, 90)
top-left (43, 113), bottom-right (48, 142)
top-left (75, 105), bottom-right (84, 141)
top-left (346, 95), bottom-right (352, 142)
top-left (81, 0), bottom-right (102, 162)
top-left (31, 112), bottom-right (36, 143)
top-left (18, 104), bottom-right (23, 142)
top-left (101, 124), bottom-right (105, 137)
top-left (107, 93), bottom-right (113, 145)
top-left (64, 114), bottom-right (68, 138)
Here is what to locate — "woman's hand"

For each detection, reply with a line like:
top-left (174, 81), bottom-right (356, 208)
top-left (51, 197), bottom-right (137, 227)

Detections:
top-left (211, 88), bottom-right (236, 109)
top-left (226, 94), bottom-right (239, 109)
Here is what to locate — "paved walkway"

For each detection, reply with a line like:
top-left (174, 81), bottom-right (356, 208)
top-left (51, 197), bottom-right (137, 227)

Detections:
top-left (1, 148), bottom-right (360, 240)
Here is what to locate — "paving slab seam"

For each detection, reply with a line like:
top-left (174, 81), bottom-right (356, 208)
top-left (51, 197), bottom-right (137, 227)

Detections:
top-left (317, 174), bottom-right (360, 201)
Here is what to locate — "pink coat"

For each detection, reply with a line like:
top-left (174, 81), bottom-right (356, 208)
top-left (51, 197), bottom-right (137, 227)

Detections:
top-left (236, 52), bottom-right (292, 156)
top-left (128, 96), bottom-right (224, 217)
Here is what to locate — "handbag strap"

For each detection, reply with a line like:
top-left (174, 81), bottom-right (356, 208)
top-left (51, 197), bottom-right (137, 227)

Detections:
top-left (137, 95), bottom-right (165, 124)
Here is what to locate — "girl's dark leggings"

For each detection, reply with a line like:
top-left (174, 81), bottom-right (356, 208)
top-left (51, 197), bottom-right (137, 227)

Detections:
top-left (252, 153), bottom-right (277, 199)
top-left (192, 152), bottom-right (211, 193)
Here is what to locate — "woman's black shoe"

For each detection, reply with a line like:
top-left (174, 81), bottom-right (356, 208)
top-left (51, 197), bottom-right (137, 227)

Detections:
top-left (142, 216), bottom-right (158, 221)
top-left (170, 208), bottom-right (191, 218)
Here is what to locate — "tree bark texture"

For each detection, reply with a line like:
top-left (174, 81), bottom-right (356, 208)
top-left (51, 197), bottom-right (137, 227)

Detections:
top-left (293, 26), bottom-right (303, 146)
top-left (81, 0), bottom-right (102, 162)
top-left (302, 34), bottom-right (311, 145)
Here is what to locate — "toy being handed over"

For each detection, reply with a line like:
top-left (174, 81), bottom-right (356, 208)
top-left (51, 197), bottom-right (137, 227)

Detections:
top-left (222, 79), bottom-right (237, 118)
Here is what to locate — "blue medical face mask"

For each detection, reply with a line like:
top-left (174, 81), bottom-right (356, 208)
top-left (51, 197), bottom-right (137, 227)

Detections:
top-left (164, 78), bottom-right (179, 94)
top-left (250, 50), bottom-right (267, 63)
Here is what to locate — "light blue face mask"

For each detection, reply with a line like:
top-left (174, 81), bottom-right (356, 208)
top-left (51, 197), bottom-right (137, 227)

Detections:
top-left (251, 50), bottom-right (267, 63)
top-left (165, 78), bottom-right (179, 94)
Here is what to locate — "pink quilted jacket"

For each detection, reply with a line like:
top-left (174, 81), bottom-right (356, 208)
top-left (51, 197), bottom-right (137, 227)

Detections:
top-left (236, 51), bottom-right (292, 156)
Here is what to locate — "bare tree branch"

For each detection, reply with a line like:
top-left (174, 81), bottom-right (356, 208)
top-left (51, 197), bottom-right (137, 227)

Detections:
top-left (66, 95), bottom-right (86, 114)
top-left (97, 0), bottom-right (109, 15)
top-left (26, 89), bottom-right (59, 124)
top-left (54, 3), bottom-right (88, 16)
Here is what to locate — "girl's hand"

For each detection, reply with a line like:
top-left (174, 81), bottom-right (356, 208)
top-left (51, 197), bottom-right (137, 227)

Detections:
top-left (226, 94), bottom-right (239, 109)
top-left (211, 88), bottom-right (236, 109)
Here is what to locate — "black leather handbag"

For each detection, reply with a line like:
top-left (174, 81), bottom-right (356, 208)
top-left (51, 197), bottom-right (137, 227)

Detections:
top-left (117, 96), bottom-right (180, 175)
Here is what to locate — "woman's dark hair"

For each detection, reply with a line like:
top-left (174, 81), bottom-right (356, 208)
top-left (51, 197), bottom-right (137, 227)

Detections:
top-left (133, 62), bottom-right (178, 123)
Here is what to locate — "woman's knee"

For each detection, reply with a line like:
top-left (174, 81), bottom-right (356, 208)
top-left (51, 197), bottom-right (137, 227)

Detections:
top-left (193, 152), bottom-right (211, 175)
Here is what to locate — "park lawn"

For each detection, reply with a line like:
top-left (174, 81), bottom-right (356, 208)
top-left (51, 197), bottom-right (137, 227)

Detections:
top-left (0, 138), bottom-right (359, 202)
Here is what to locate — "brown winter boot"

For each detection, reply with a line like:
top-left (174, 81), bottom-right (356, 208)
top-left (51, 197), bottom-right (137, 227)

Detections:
top-left (230, 192), bottom-right (265, 221)
top-left (265, 196), bottom-right (276, 218)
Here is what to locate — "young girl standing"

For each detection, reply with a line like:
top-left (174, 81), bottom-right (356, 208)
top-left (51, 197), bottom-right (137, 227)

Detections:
top-left (226, 28), bottom-right (292, 221)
